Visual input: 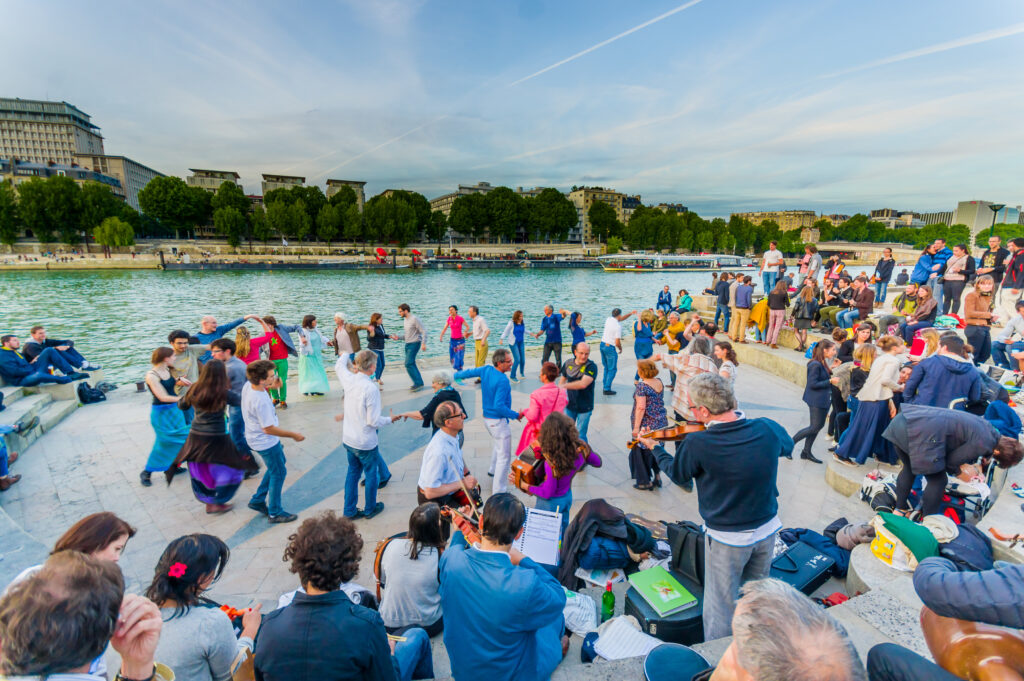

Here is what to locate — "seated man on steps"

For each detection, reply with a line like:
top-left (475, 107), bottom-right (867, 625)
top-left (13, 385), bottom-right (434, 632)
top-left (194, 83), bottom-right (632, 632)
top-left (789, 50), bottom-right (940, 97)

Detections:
top-left (0, 334), bottom-right (88, 387)
top-left (22, 325), bottom-right (101, 371)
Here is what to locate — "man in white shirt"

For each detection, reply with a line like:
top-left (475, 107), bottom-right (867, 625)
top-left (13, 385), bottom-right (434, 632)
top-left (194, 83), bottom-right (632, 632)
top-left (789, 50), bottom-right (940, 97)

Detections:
top-left (760, 240), bottom-right (784, 295)
top-left (599, 308), bottom-right (635, 396)
top-left (993, 300), bottom-right (1024, 370)
top-left (242, 359), bottom-right (305, 524)
top-left (335, 350), bottom-right (400, 520)
top-left (418, 401), bottom-right (480, 539)
top-left (469, 306), bottom-right (490, 371)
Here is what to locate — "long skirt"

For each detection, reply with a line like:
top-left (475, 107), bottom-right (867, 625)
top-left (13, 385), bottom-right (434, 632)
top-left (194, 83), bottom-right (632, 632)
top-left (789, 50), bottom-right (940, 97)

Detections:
top-left (188, 462), bottom-right (244, 504)
top-left (449, 338), bottom-right (466, 370)
top-left (835, 399), bottom-right (896, 465)
top-left (146, 404), bottom-right (188, 472)
top-left (298, 352), bottom-right (330, 394)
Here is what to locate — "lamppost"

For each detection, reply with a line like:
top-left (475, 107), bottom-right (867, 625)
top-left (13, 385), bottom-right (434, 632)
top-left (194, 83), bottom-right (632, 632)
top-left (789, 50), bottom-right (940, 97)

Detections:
top-left (990, 203), bottom-right (1006, 237)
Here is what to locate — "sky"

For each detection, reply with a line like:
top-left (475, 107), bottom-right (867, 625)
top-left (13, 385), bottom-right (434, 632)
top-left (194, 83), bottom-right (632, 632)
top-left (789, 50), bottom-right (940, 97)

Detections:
top-left (4, 0), bottom-right (1024, 217)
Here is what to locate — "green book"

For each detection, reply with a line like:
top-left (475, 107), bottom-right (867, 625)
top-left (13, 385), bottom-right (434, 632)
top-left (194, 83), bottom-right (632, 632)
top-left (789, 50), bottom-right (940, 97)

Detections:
top-left (627, 566), bottom-right (698, 617)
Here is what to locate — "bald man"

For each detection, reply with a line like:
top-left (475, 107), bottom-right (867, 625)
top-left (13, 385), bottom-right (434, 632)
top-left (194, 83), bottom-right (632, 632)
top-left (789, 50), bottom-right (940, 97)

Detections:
top-left (194, 313), bottom-right (261, 363)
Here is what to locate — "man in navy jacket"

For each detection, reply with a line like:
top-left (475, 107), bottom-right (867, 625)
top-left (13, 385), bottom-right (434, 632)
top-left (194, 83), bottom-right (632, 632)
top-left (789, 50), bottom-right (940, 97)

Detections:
top-left (0, 335), bottom-right (86, 387)
top-left (655, 372), bottom-right (794, 640)
top-left (22, 325), bottom-right (100, 371)
top-left (903, 335), bottom-right (981, 407)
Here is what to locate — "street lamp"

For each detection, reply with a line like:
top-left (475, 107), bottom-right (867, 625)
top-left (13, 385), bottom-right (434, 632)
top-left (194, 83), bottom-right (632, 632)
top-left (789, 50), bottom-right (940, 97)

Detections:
top-left (990, 203), bottom-right (1006, 237)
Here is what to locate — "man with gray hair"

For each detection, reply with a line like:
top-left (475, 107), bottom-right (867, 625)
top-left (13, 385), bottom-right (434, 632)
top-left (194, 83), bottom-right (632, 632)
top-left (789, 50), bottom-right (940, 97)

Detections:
top-left (677, 578), bottom-right (866, 681)
top-left (194, 313), bottom-right (260, 364)
top-left (653, 373), bottom-right (794, 640)
top-left (330, 312), bottom-right (370, 363)
top-left (456, 349), bottom-right (523, 494)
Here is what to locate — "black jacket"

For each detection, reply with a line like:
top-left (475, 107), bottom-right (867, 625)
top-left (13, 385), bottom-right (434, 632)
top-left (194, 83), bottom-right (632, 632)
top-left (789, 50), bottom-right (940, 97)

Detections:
top-left (417, 386), bottom-right (465, 433)
top-left (22, 338), bottom-right (72, 363)
top-left (1003, 249), bottom-right (1024, 289)
top-left (980, 246), bottom-right (1010, 281)
top-left (883, 404), bottom-right (1000, 476)
top-left (558, 499), bottom-right (627, 588)
top-left (874, 257), bottom-right (895, 283)
top-left (254, 590), bottom-right (399, 681)
top-left (802, 360), bottom-right (832, 409)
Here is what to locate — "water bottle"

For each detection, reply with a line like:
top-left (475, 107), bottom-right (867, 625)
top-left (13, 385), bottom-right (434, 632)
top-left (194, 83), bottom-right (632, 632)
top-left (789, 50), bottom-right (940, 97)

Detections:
top-left (601, 580), bottom-right (615, 622)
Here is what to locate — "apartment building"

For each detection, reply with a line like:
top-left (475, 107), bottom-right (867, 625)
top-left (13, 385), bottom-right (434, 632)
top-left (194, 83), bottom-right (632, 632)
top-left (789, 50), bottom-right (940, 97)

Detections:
top-left (73, 154), bottom-right (163, 211)
top-left (0, 98), bottom-right (105, 165)
top-left (325, 179), bottom-right (366, 211)
top-left (187, 169), bottom-right (240, 192)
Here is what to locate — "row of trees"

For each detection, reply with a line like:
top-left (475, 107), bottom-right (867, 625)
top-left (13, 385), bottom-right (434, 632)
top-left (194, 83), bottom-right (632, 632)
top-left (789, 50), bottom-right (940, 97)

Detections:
top-left (447, 187), bottom-right (579, 242)
top-left (0, 176), bottom-right (141, 249)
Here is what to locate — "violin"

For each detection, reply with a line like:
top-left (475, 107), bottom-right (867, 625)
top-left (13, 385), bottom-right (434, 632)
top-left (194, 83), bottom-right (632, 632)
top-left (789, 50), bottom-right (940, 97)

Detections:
top-left (627, 421), bottom-right (706, 449)
top-left (441, 506), bottom-right (481, 545)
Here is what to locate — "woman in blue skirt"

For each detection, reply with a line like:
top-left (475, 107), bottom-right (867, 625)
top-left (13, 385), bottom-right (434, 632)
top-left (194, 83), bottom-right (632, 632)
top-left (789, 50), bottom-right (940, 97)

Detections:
top-left (141, 347), bottom-right (190, 487)
top-left (834, 336), bottom-right (904, 466)
top-left (633, 310), bottom-right (656, 380)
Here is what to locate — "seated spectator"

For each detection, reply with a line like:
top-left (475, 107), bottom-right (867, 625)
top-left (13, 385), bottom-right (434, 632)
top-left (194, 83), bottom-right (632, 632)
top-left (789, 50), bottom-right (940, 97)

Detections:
top-left (379, 503), bottom-right (445, 637)
top-left (836, 276), bottom-right (874, 329)
top-left (0, 550), bottom-right (170, 680)
top-left (895, 268), bottom-right (910, 285)
top-left (903, 335), bottom-right (981, 407)
top-left (683, 578), bottom-right (866, 681)
top-left (255, 511), bottom-right (433, 681)
top-left (896, 285), bottom-right (938, 342)
top-left (441, 493), bottom-right (567, 681)
top-left (876, 283), bottom-right (919, 331)
top-left (0, 334), bottom-right (87, 387)
top-left (146, 534), bottom-right (261, 681)
top-left (22, 325), bottom-right (101, 371)
top-left (992, 300), bottom-right (1024, 370)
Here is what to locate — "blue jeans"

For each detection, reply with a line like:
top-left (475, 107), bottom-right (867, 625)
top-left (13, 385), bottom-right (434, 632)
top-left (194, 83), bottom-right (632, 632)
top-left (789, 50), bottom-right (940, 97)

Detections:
top-left (510, 340), bottom-right (525, 379)
top-left (565, 408), bottom-right (592, 441)
top-left (715, 303), bottom-right (731, 330)
top-left (900, 321), bottom-right (931, 343)
top-left (874, 280), bottom-right (888, 304)
top-left (536, 489), bottom-right (572, 538)
top-left (404, 343), bottom-right (423, 387)
top-left (762, 271), bottom-right (777, 294)
top-left (344, 444), bottom-right (381, 517)
top-left (993, 340), bottom-right (1024, 369)
top-left (600, 342), bottom-right (617, 391)
top-left (836, 308), bottom-right (860, 329)
top-left (930, 276), bottom-right (943, 310)
top-left (227, 405), bottom-right (248, 455)
top-left (372, 349), bottom-right (385, 381)
top-left (250, 442), bottom-right (287, 517)
top-left (392, 627), bottom-right (434, 681)
top-left (13, 347), bottom-right (78, 386)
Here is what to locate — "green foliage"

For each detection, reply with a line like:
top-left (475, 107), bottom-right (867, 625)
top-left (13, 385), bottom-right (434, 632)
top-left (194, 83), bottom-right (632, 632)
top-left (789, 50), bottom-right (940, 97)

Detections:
top-left (79, 182), bottom-right (122, 244)
top-left (94, 216), bottom-right (135, 248)
top-left (289, 200), bottom-right (312, 241)
top-left (606, 236), bottom-right (623, 254)
top-left (485, 186), bottom-right (525, 242)
top-left (364, 194), bottom-right (417, 245)
top-left (427, 210), bottom-right (447, 243)
top-left (264, 186), bottom-right (325, 230)
top-left (138, 176), bottom-right (211, 238)
top-left (250, 208), bottom-right (274, 245)
top-left (211, 181), bottom-right (250, 215)
top-left (588, 201), bottom-right (620, 243)
top-left (387, 190), bottom-right (432, 236)
top-left (0, 181), bottom-right (20, 246)
top-left (976, 224), bottom-right (1024, 247)
top-left (328, 184), bottom-right (358, 209)
top-left (16, 177), bottom-right (60, 244)
top-left (266, 201), bottom-right (292, 238)
top-left (813, 218), bottom-right (835, 242)
top-left (343, 203), bottom-right (363, 242)
top-left (213, 206), bottom-right (247, 249)
top-left (316, 203), bottom-right (342, 247)
top-left (449, 193), bottom-right (490, 239)
top-left (527, 188), bottom-right (577, 242)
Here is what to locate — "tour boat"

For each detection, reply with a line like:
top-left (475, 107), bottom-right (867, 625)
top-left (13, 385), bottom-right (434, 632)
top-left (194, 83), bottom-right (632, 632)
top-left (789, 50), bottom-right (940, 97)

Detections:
top-left (599, 253), bottom-right (755, 272)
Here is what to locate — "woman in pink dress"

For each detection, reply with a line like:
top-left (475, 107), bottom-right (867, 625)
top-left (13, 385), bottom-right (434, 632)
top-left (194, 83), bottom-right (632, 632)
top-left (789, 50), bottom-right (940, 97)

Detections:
top-left (515, 362), bottom-right (568, 457)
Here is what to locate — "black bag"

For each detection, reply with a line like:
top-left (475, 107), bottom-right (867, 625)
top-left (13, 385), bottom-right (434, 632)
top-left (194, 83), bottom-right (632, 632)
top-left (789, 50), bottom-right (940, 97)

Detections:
top-left (625, 569), bottom-right (704, 645)
top-left (77, 381), bottom-right (106, 405)
top-left (666, 521), bottom-right (705, 586)
top-left (770, 541), bottom-right (836, 596)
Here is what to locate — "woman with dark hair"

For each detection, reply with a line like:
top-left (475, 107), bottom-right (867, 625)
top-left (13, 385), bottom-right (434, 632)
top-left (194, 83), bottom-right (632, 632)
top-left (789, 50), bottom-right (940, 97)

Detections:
top-left (515, 361), bottom-right (567, 457)
top-left (676, 289), bottom-right (692, 313)
top-left (297, 314), bottom-right (330, 396)
top-left (713, 341), bottom-right (738, 385)
top-left (367, 312), bottom-right (397, 384)
top-left (941, 243), bottom-right (974, 315)
top-left (169, 360), bottom-right (257, 514)
top-left (149, 533), bottom-right (261, 681)
top-left (764, 279), bottom-right (790, 348)
top-left (789, 339), bottom-right (838, 464)
top-left (142, 346), bottom-right (190, 487)
top-left (379, 503), bottom-right (446, 637)
top-left (629, 359), bottom-right (667, 490)
top-left (511, 412), bottom-right (602, 536)
top-left (255, 511), bottom-right (434, 681)
top-left (500, 310), bottom-right (527, 382)
top-left (568, 311), bottom-right (596, 348)
top-left (790, 285), bottom-right (819, 352)
top-left (835, 336), bottom-right (903, 466)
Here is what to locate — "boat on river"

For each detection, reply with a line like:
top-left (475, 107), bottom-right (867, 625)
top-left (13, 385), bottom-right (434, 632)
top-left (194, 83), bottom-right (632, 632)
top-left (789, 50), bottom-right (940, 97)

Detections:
top-left (598, 253), bottom-right (756, 272)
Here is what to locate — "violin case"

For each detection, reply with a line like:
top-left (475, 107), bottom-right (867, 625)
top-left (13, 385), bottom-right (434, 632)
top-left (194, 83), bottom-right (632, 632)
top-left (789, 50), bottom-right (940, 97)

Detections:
top-left (625, 568), bottom-right (705, 645)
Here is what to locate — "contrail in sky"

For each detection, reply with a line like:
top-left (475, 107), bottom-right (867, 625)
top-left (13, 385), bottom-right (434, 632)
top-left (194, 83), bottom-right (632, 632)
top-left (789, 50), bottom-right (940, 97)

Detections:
top-left (316, 115), bottom-right (449, 176)
top-left (510, 0), bottom-right (706, 87)
top-left (821, 21), bottom-right (1024, 79)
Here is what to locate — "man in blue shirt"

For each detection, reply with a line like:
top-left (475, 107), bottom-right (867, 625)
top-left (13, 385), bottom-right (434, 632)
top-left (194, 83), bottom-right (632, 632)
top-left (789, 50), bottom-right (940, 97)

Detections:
top-left (532, 305), bottom-right (567, 367)
top-left (713, 273), bottom-right (732, 330)
top-left (729, 276), bottom-right (754, 343)
top-left (456, 349), bottom-right (523, 494)
top-left (929, 238), bottom-right (953, 311)
top-left (194, 314), bottom-right (260, 363)
top-left (656, 285), bottom-right (673, 312)
top-left (440, 493), bottom-right (567, 681)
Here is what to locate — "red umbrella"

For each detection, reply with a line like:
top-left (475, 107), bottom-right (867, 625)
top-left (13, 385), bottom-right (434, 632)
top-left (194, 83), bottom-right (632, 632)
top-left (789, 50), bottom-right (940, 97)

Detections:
top-left (376, 247), bottom-right (387, 257)
top-left (411, 249), bottom-right (422, 256)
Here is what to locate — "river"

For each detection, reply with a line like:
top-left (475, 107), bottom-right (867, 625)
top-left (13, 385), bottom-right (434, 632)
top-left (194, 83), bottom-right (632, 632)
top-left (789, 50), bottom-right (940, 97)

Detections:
top-left (1, 268), bottom-right (732, 384)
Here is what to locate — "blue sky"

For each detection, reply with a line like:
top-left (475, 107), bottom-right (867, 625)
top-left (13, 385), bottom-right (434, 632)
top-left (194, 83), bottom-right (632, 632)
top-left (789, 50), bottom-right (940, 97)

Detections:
top-left (4, 0), bottom-right (1023, 217)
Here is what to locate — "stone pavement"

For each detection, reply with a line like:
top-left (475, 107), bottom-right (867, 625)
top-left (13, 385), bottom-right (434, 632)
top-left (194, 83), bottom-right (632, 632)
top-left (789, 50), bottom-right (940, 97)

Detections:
top-left (0, 351), bottom-right (873, 676)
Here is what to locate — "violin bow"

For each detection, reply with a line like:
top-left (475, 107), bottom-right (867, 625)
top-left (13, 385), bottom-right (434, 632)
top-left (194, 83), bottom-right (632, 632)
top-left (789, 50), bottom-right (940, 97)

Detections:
top-left (442, 446), bottom-right (482, 523)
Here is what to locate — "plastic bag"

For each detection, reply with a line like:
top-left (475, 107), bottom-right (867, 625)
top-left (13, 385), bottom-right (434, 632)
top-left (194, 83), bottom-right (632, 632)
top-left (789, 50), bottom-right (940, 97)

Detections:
top-left (562, 588), bottom-right (598, 636)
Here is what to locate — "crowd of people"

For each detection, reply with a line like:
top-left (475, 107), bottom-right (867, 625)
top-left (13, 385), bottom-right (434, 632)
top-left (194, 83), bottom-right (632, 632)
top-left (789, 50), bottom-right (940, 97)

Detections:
top-left (5, 237), bottom-right (1024, 680)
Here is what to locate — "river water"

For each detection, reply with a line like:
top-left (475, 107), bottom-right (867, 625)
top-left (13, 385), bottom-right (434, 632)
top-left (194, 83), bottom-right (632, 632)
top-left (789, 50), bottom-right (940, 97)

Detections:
top-left (1, 268), bottom-right (732, 384)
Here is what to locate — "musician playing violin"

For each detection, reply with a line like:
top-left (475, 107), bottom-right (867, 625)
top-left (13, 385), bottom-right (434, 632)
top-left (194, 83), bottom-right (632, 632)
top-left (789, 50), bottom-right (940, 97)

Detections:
top-left (417, 401), bottom-right (480, 540)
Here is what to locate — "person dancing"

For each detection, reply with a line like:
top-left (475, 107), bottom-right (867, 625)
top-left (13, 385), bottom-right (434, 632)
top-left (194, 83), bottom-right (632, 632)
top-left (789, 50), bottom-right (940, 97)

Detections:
top-left (141, 347), bottom-right (190, 487)
top-left (440, 305), bottom-right (470, 372)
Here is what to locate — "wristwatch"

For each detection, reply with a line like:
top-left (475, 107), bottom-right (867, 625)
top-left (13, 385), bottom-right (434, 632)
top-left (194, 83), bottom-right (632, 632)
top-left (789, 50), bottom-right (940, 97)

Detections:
top-left (115, 666), bottom-right (156, 681)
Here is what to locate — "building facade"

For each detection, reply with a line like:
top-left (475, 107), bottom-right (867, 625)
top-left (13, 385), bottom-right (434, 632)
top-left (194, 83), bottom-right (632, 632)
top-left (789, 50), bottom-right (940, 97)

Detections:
top-left (0, 98), bottom-right (105, 165)
top-left (731, 210), bottom-right (817, 231)
top-left (820, 214), bottom-right (851, 226)
top-left (261, 173), bottom-right (304, 195)
top-left (622, 195), bottom-right (643, 223)
top-left (953, 201), bottom-right (1022, 240)
top-left (654, 202), bottom-right (688, 215)
top-left (1, 157), bottom-right (122, 199)
top-left (568, 186), bottom-right (626, 243)
top-left (429, 181), bottom-right (496, 217)
top-left (325, 179), bottom-right (366, 211)
top-left (73, 154), bottom-right (163, 211)
top-left (919, 210), bottom-right (953, 227)
top-left (187, 169), bottom-right (240, 193)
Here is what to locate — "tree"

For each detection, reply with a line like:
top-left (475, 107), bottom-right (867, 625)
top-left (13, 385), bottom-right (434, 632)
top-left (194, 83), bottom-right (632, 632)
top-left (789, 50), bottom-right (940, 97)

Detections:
top-left (812, 218), bottom-right (834, 242)
top-left (213, 206), bottom-right (247, 250)
top-left (94, 216), bottom-right (134, 257)
top-left (588, 201), bottom-right (619, 243)
top-left (449, 193), bottom-right (490, 240)
top-left (529, 188), bottom-right (577, 242)
top-left (0, 181), bottom-right (19, 247)
top-left (485, 187), bottom-right (524, 242)
top-left (45, 175), bottom-right (85, 247)
top-left (328, 184), bottom-right (358, 210)
top-left (316, 203), bottom-right (342, 250)
top-left (427, 210), bottom-right (447, 244)
top-left (289, 199), bottom-right (312, 241)
top-left (251, 207), bottom-right (275, 246)
top-left (388, 190), bottom-right (432, 237)
top-left (211, 181), bottom-right (250, 215)
top-left (79, 182), bottom-right (123, 250)
top-left (606, 236), bottom-right (623, 254)
top-left (364, 195), bottom-right (417, 245)
top-left (343, 203), bottom-right (363, 243)
top-left (266, 201), bottom-right (292, 239)
top-left (138, 176), bottom-right (211, 239)
top-left (16, 179), bottom-right (53, 243)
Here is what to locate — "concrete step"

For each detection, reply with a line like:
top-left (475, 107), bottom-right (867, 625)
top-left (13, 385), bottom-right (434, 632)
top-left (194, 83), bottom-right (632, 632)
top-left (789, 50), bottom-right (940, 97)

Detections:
top-left (0, 384), bottom-right (25, 405)
top-left (0, 393), bottom-right (54, 454)
top-left (21, 370), bottom-right (104, 402)
top-left (38, 399), bottom-right (79, 433)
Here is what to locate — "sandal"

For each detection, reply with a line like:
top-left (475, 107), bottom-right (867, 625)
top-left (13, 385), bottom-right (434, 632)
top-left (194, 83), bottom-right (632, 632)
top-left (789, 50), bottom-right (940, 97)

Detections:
top-left (632, 482), bottom-right (654, 491)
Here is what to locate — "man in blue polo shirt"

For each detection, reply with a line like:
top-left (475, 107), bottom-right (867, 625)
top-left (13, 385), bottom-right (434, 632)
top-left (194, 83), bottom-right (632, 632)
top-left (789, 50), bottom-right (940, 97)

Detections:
top-left (194, 314), bottom-right (261, 363)
top-left (532, 305), bottom-right (568, 367)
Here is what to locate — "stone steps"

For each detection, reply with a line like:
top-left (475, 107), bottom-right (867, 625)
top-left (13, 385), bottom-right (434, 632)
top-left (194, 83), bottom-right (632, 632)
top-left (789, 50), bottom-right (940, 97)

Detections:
top-left (0, 371), bottom-right (103, 459)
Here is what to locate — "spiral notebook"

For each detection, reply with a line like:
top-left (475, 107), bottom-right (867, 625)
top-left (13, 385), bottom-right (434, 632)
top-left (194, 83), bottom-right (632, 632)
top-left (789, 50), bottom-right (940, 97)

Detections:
top-left (513, 507), bottom-right (562, 566)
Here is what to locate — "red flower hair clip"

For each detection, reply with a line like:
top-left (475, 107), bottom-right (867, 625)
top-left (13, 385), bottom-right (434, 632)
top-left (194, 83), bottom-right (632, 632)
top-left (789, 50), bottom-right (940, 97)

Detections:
top-left (168, 562), bottom-right (188, 578)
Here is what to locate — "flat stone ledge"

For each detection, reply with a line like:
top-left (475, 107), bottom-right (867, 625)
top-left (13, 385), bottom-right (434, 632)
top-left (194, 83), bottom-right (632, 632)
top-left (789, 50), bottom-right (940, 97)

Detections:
top-left (825, 456), bottom-right (900, 497)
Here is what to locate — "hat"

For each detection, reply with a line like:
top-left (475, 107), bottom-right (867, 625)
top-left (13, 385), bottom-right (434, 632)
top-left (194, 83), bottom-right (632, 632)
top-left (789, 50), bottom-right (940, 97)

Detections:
top-left (836, 523), bottom-right (875, 551)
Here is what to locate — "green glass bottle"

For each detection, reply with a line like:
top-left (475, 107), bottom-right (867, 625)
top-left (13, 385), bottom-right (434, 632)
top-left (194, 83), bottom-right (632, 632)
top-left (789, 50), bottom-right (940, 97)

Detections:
top-left (601, 580), bottom-right (615, 622)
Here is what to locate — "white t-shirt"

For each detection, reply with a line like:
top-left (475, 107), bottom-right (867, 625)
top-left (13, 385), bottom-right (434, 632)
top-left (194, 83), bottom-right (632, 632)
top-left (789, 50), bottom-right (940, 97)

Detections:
top-left (242, 382), bottom-right (279, 451)
top-left (763, 248), bottom-right (783, 274)
top-left (601, 316), bottom-right (622, 345)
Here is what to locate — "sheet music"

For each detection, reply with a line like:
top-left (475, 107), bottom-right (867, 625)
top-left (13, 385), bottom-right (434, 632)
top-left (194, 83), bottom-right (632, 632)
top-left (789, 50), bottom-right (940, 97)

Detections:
top-left (593, 616), bottom-right (661, 660)
top-left (513, 508), bottom-right (561, 565)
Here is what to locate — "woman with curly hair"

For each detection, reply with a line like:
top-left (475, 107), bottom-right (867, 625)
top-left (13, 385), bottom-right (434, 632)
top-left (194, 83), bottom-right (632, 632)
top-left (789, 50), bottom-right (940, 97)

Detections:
top-left (148, 534), bottom-right (261, 681)
top-left (379, 503), bottom-right (446, 637)
top-left (255, 511), bottom-right (434, 681)
top-left (510, 412), bottom-right (602, 536)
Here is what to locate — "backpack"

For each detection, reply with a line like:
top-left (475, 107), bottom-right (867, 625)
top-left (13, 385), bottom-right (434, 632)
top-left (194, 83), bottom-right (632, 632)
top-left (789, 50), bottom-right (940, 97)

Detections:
top-left (77, 381), bottom-right (107, 405)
